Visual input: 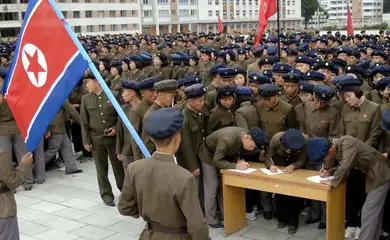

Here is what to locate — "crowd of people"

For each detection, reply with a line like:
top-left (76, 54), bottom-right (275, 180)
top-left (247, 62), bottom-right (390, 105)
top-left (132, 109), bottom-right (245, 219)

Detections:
top-left (1, 28), bottom-right (390, 240)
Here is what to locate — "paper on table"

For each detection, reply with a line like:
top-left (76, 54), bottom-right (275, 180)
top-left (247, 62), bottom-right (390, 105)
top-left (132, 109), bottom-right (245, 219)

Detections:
top-left (307, 175), bottom-right (334, 183)
top-left (229, 168), bottom-right (257, 174)
top-left (260, 168), bottom-right (284, 175)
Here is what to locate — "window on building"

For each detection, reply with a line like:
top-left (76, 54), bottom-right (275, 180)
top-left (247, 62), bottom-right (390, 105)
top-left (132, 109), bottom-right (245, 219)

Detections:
top-left (292, 9), bottom-right (295, 14)
top-left (22, 12), bottom-right (26, 20)
top-left (110, 11), bottom-right (115, 17)
top-left (179, 0), bottom-right (188, 3)
top-left (111, 25), bottom-right (117, 31)
top-left (208, 0), bottom-right (212, 4)
top-left (191, 9), bottom-right (197, 16)
top-left (133, 24), bottom-right (137, 29)
top-left (73, 11), bottom-right (80, 18)
top-left (248, 0), bottom-right (252, 4)
top-left (143, 0), bottom-right (150, 3)
top-left (287, 10), bottom-right (290, 14)
top-left (87, 25), bottom-right (93, 32)
top-left (208, 10), bottom-right (213, 16)
top-left (179, 9), bottom-right (189, 16)
top-left (121, 24), bottom-right (128, 30)
top-left (131, 10), bottom-right (137, 16)
top-left (292, 0), bottom-right (294, 5)
top-left (99, 25), bottom-right (105, 31)
top-left (62, 11), bottom-right (67, 18)
top-left (243, 10), bottom-right (246, 16)
top-left (158, 10), bottom-right (169, 17)
top-left (255, 9), bottom-right (258, 15)
top-left (86, 11), bottom-right (92, 18)
top-left (143, 10), bottom-right (152, 17)
top-left (72, 0), bottom-right (78, 2)
top-left (249, 9), bottom-right (252, 16)
top-left (236, 10), bottom-right (239, 16)
top-left (120, 10), bottom-right (127, 17)
top-left (85, 0), bottom-right (91, 3)
top-left (98, 0), bottom-right (103, 3)
top-left (172, 10), bottom-right (176, 15)
top-left (157, 0), bottom-right (168, 3)
top-left (287, 0), bottom-right (289, 5)
top-left (215, 0), bottom-right (219, 5)
top-left (58, 0), bottom-right (65, 3)
top-left (98, 11), bottom-right (104, 17)
top-left (74, 26), bottom-right (81, 33)
top-left (242, 0), bottom-right (245, 4)
top-left (223, 11), bottom-right (227, 17)
top-left (216, 10), bottom-right (220, 16)
top-left (190, 0), bottom-right (197, 4)
top-left (109, 0), bottom-right (115, 2)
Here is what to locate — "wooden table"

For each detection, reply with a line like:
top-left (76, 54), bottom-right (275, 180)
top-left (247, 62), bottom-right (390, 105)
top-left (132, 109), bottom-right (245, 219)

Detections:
top-left (221, 162), bottom-right (346, 240)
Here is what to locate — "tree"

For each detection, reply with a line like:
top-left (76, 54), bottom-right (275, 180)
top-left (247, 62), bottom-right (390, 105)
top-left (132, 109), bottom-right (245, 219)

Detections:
top-left (302, 0), bottom-right (319, 28)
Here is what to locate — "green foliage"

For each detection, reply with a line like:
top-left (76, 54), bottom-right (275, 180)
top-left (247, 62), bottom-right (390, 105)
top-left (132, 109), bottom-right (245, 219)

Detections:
top-left (302, 0), bottom-right (319, 27)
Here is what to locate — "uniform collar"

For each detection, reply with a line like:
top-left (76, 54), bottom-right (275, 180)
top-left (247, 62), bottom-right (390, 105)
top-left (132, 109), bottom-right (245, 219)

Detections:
top-left (266, 99), bottom-right (279, 111)
top-left (352, 96), bottom-right (366, 111)
top-left (240, 101), bottom-right (252, 107)
top-left (152, 152), bottom-right (176, 163)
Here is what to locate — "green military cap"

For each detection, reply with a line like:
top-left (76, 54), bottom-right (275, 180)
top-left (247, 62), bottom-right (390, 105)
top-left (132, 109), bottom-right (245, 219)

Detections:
top-left (155, 79), bottom-right (177, 92)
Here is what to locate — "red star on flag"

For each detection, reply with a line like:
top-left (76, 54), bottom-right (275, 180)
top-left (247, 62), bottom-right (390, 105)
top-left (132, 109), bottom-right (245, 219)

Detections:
top-left (25, 49), bottom-right (46, 83)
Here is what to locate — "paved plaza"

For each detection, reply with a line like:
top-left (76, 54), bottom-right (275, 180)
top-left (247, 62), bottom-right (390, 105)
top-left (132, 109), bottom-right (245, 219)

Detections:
top-left (16, 159), bottom-right (328, 240)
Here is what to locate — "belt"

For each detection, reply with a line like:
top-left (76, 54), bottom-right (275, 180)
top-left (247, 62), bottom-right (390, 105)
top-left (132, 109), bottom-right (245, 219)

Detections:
top-left (145, 221), bottom-right (187, 234)
top-left (0, 186), bottom-right (10, 194)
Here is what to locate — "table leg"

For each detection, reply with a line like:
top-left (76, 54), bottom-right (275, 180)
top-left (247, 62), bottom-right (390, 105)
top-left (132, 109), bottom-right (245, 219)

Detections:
top-left (326, 183), bottom-right (346, 240)
top-left (223, 182), bottom-right (246, 236)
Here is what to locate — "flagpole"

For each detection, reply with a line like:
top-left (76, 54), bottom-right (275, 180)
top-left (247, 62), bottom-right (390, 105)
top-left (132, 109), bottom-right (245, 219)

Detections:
top-left (48, 0), bottom-right (151, 159)
top-left (276, 0), bottom-right (281, 58)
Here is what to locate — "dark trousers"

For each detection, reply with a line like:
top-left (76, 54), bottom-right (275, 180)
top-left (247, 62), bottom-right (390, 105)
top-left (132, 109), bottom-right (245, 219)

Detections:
top-left (70, 122), bottom-right (92, 157)
top-left (382, 187), bottom-right (390, 233)
top-left (243, 151), bottom-right (260, 213)
top-left (275, 194), bottom-right (303, 227)
top-left (346, 169), bottom-right (367, 228)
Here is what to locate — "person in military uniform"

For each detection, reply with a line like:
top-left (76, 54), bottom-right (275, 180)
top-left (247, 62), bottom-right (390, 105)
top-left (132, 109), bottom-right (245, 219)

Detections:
top-left (130, 77), bottom-right (158, 160)
top-left (375, 77), bottom-right (390, 112)
top-left (141, 80), bottom-right (178, 157)
top-left (0, 151), bottom-right (33, 240)
top-left (236, 48), bottom-right (248, 70)
top-left (116, 80), bottom-right (141, 170)
top-left (198, 49), bottom-right (214, 86)
top-left (152, 52), bottom-right (173, 81)
top-left (128, 55), bottom-right (146, 82)
top-left (198, 126), bottom-right (268, 228)
top-left (305, 70), bottom-right (326, 85)
top-left (264, 129), bottom-right (309, 234)
top-left (174, 76), bottom-right (200, 111)
top-left (312, 61), bottom-right (338, 86)
top-left (186, 54), bottom-right (200, 76)
top-left (248, 73), bottom-right (271, 106)
top-left (118, 107), bottom-right (210, 240)
top-left (205, 63), bottom-right (226, 93)
top-left (121, 57), bottom-right (130, 80)
top-left (335, 75), bottom-right (382, 239)
top-left (272, 63), bottom-right (291, 89)
top-left (44, 100), bottom-right (83, 176)
top-left (295, 81), bottom-right (314, 131)
top-left (107, 60), bottom-right (123, 91)
top-left (233, 68), bottom-right (247, 87)
top-left (247, 46), bottom-right (264, 74)
top-left (235, 86), bottom-right (259, 130)
top-left (204, 68), bottom-right (235, 112)
top-left (80, 73), bottom-right (125, 206)
top-left (295, 55), bottom-right (311, 73)
top-left (140, 53), bottom-right (154, 78)
top-left (177, 83), bottom-right (207, 192)
top-left (207, 85), bottom-right (236, 134)
top-left (307, 136), bottom-right (390, 240)
top-left (280, 72), bottom-right (303, 107)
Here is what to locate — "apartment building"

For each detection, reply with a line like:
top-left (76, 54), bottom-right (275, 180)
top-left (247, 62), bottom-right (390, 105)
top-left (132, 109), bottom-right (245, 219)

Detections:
top-left (320, 0), bottom-right (383, 27)
top-left (0, 0), bottom-right (302, 37)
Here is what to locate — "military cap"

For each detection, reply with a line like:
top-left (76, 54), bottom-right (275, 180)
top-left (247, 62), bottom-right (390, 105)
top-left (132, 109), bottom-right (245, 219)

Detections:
top-left (217, 68), bottom-right (236, 78)
top-left (165, 42), bottom-right (173, 48)
top-left (295, 55), bottom-right (311, 65)
top-left (132, 41), bottom-right (140, 48)
top-left (306, 49), bottom-right (319, 58)
top-left (110, 60), bottom-right (122, 68)
top-left (248, 73), bottom-right (271, 84)
top-left (197, 45), bottom-right (205, 51)
top-left (210, 63), bottom-right (227, 74)
top-left (345, 64), bottom-right (366, 78)
top-left (348, 49), bottom-right (361, 59)
top-left (140, 53), bottom-right (152, 63)
top-left (184, 83), bottom-right (206, 98)
top-left (368, 65), bottom-right (390, 77)
top-left (235, 86), bottom-right (252, 96)
top-left (139, 77), bottom-right (158, 90)
top-left (178, 76), bottom-right (199, 88)
top-left (122, 57), bottom-right (130, 64)
top-left (262, 69), bottom-right (273, 78)
top-left (371, 50), bottom-right (388, 59)
top-left (155, 79), bottom-right (177, 92)
top-left (307, 137), bottom-right (330, 163)
top-left (216, 85), bottom-right (236, 98)
top-left (189, 54), bottom-right (199, 61)
top-left (331, 58), bottom-right (347, 69)
top-left (287, 49), bottom-right (298, 56)
top-left (122, 80), bottom-right (139, 90)
top-left (252, 46), bottom-right (264, 56)
top-left (244, 45), bottom-right (252, 51)
top-left (305, 70), bottom-right (325, 81)
top-left (156, 52), bottom-right (168, 62)
top-left (281, 129), bottom-right (305, 152)
top-left (282, 73), bottom-right (304, 83)
top-left (336, 47), bottom-right (352, 55)
top-left (297, 81), bottom-right (315, 93)
top-left (226, 50), bottom-right (236, 57)
top-left (267, 46), bottom-right (278, 56)
top-left (297, 43), bottom-right (309, 52)
top-left (144, 107), bottom-right (184, 139)
top-left (314, 84), bottom-right (335, 102)
top-left (312, 61), bottom-right (338, 74)
top-left (258, 57), bottom-right (275, 67)
top-left (258, 83), bottom-right (280, 97)
top-left (266, 36), bottom-right (277, 43)
top-left (129, 54), bottom-right (142, 63)
top-left (178, 52), bottom-right (190, 62)
top-left (234, 67), bottom-right (246, 75)
top-left (200, 48), bottom-right (212, 55)
top-left (170, 53), bottom-right (182, 61)
top-left (272, 63), bottom-right (291, 73)
top-left (375, 77), bottom-right (390, 90)
top-left (0, 66), bottom-right (7, 78)
top-left (235, 37), bottom-right (244, 43)
top-left (237, 48), bottom-right (247, 55)
top-left (250, 127), bottom-right (268, 148)
top-left (333, 75), bottom-right (361, 92)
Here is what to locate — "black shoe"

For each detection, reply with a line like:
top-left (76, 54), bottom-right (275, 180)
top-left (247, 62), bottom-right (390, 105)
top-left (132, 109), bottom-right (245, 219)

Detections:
top-left (104, 200), bottom-right (115, 207)
top-left (277, 222), bottom-right (287, 228)
top-left (288, 225), bottom-right (298, 234)
top-left (24, 186), bottom-right (32, 191)
top-left (65, 169), bottom-right (83, 175)
top-left (263, 211), bottom-right (272, 220)
top-left (317, 222), bottom-right (326, 230)
top-left (305, 218), bottom-right (320, 224)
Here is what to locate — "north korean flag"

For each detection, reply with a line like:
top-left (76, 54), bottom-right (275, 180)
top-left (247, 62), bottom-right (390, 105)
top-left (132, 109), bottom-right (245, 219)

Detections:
top-left (2, 0), bottom-right (88, 151)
